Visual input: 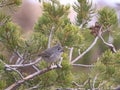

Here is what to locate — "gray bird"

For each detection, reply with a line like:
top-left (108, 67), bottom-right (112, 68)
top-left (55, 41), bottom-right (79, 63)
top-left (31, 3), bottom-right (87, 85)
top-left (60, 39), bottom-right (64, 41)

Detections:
top-left (38, 43), bottom-right (64, 67)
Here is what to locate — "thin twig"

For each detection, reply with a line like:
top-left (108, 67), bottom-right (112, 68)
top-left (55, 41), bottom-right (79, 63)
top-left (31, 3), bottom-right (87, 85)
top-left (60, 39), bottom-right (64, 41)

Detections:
top-left (69, 47), bottom-right (74, 62)
top-left (72, 64), bottom-right (94, 68)
top-left (99, 34), bottom-right (116, 53)
top-left (13, 69), bottom-right (24, 79)
top-left (78, 49), bottom-right (81, 55)
top-left (72, 81), bottom-right (80, 87)
top-left (25, 84), bottom-right (40, 90)
top-left (15, 51), bottom-right (23, 60)
top-left (83, 79), bottom-right (89, 86)
top-left (15, 58), bottom-right (21, 65)
top-left (92, 74), bottom-right (99, 90)
top-left (0, 59), bottom-right (24, 79)
top-left (32, 65), bottom-right (40, 72)
top-left (48, 26), bottom-right (55, 48)
top-left (14, 51), bottom-right (24, 64)
top-left (98, 81), bottom-right (107, 88)
top-left (7, 57), bottom-right (42, 68)
top-left (10, 53), bottom-right (15, 63)
top-left (72, 79), bottom-right (90, 88)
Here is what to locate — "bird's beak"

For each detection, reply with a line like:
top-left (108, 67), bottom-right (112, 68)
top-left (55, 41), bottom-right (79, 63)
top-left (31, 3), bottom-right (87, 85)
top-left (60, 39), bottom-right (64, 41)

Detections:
top-left (61, 49), bottom-right (64, 52)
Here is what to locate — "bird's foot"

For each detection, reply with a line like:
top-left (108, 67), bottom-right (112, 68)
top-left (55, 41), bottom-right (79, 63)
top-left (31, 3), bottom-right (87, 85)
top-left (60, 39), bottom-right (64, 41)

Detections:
top-left (56, 64), bottom-right (62, 68)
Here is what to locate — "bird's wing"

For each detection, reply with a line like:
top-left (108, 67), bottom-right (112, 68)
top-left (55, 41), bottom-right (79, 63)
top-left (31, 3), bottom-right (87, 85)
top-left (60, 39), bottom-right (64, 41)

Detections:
top-left (39, 50), bottom-right (52, 58)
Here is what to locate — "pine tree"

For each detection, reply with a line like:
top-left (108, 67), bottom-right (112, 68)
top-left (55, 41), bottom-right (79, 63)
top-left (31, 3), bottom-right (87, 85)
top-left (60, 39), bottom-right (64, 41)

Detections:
top-left (73, 0), bottom-right (94, 28)
top-left (0, 0), bottom-right (120, 90)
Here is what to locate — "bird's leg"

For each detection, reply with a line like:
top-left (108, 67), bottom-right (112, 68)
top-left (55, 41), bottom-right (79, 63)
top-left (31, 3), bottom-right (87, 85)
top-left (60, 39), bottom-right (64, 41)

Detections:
top-left (50, 62), bottom-right (58, 69)
top-left (59, 57), bottom-right (63, 68)
top-left (56, 63), bottom-right (62, 68)
top-left (56, 58), bottom-right (63, 68)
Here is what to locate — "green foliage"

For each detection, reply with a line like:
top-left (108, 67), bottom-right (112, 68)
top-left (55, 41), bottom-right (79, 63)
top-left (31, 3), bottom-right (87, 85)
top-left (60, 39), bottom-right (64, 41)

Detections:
top-left (0, 55), bottom-right (20, 89)
top-left (34, 0), bottom-right (71, 47)
top-left (100, 50), bottom-right (114, 65)
top-left (0, 0), bottom-right (21, 7)
top-left (73, 0), bottom-right (94, 27)
top-left (90, 50), bottom-right (120, 89)
top-left (12, 0), bottom-right (22, 5)
top-left (35, 0), bottom-right (70, 32)
top-left (98, 7), bottom-right (118, 28)
top-left (0, 66), bottom-right (16, 89)
top-left (39, 70), bottom-right (57, 89)
top-left (34, 0), bottom-right (83, 48)
top-left (56, 23), bottom-right (84, 47)
top-left (36, 53), bottom-right (73, 89)
top-left (0, 13), bottom-right (6, 21)
top-left (56, 54), bottom-right (73, 88)
top-left (34, 15), bottom-right (52, 35)
top-left (43, 0), bottom-right (70, 24)
top-left (0, 22), bottom-right (23, 51)
top-left (24, 32), bottom-right (48, 58)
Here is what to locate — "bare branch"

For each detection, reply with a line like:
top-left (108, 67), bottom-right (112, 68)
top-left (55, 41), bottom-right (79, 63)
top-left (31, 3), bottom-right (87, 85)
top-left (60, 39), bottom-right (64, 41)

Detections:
top-left (15, 58), bottom-right (22, 65)
top-left (72, 64), bottom-right (94, 68)
top-left (72, 79), bottom-right (91, 89)
top-left (25, 84), bottom-right (40, 90)
top-left (114, 86), bottom-right (120, 90)
top-left (13, 69), bottom-right (24, 79)
top-left (15, 51), bottom-right (24, 60)
top-left (83, 79), bottom-right (90, 86)
top-left (0, 59), bottom-right (24, 79)
top-left (99, 32), bottom-right (117, 53)
top-left (10, 53), bottom-right (15, 63)
top-left (98, 81), bottom-right (107, 89)
top-left (72, 81), bottom-right (81, 87)
top-left (48, 26), bottom-right (55, 48)
top-left (71, 26), bottom-right (103, 64)
top-left (32, 65), bottom-right (40, 72)
top-left (78, 49), bottom-right (81, 55)
top-left (14, 51), bottom-right (25, 64)
top-left (71, 36), bottom-right (99, 64)
top-left (7, 57), bottom-right (42, 68)
top-left (5, 65), bottom-right (61, 90)
top-left (92, 74), bottom-right (99, 90)
top-left (69, 47), bottom-right (74, 62)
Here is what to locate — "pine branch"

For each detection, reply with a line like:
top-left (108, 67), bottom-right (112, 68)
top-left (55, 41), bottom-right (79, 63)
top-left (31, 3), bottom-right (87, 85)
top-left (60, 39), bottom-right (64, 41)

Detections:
top-left (72, 64), bottom-right (94, 68)
top-left (5, 65), bottom-right (61, 90)
top-left (71, 26), bottom-right (103, 64)
top-left (6, 57), bottom-right (42, 68)
top-left (0, 59), bottom-right (24, 79)
top-left (99, 33), bottom-right (116, 53)
top-left (71, 36), bottom-right (99, 64)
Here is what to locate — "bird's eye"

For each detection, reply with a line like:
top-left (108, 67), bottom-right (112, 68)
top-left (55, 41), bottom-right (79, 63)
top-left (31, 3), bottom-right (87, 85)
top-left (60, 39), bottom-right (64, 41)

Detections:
top-left (58, 47), bottom-right (61, 50)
